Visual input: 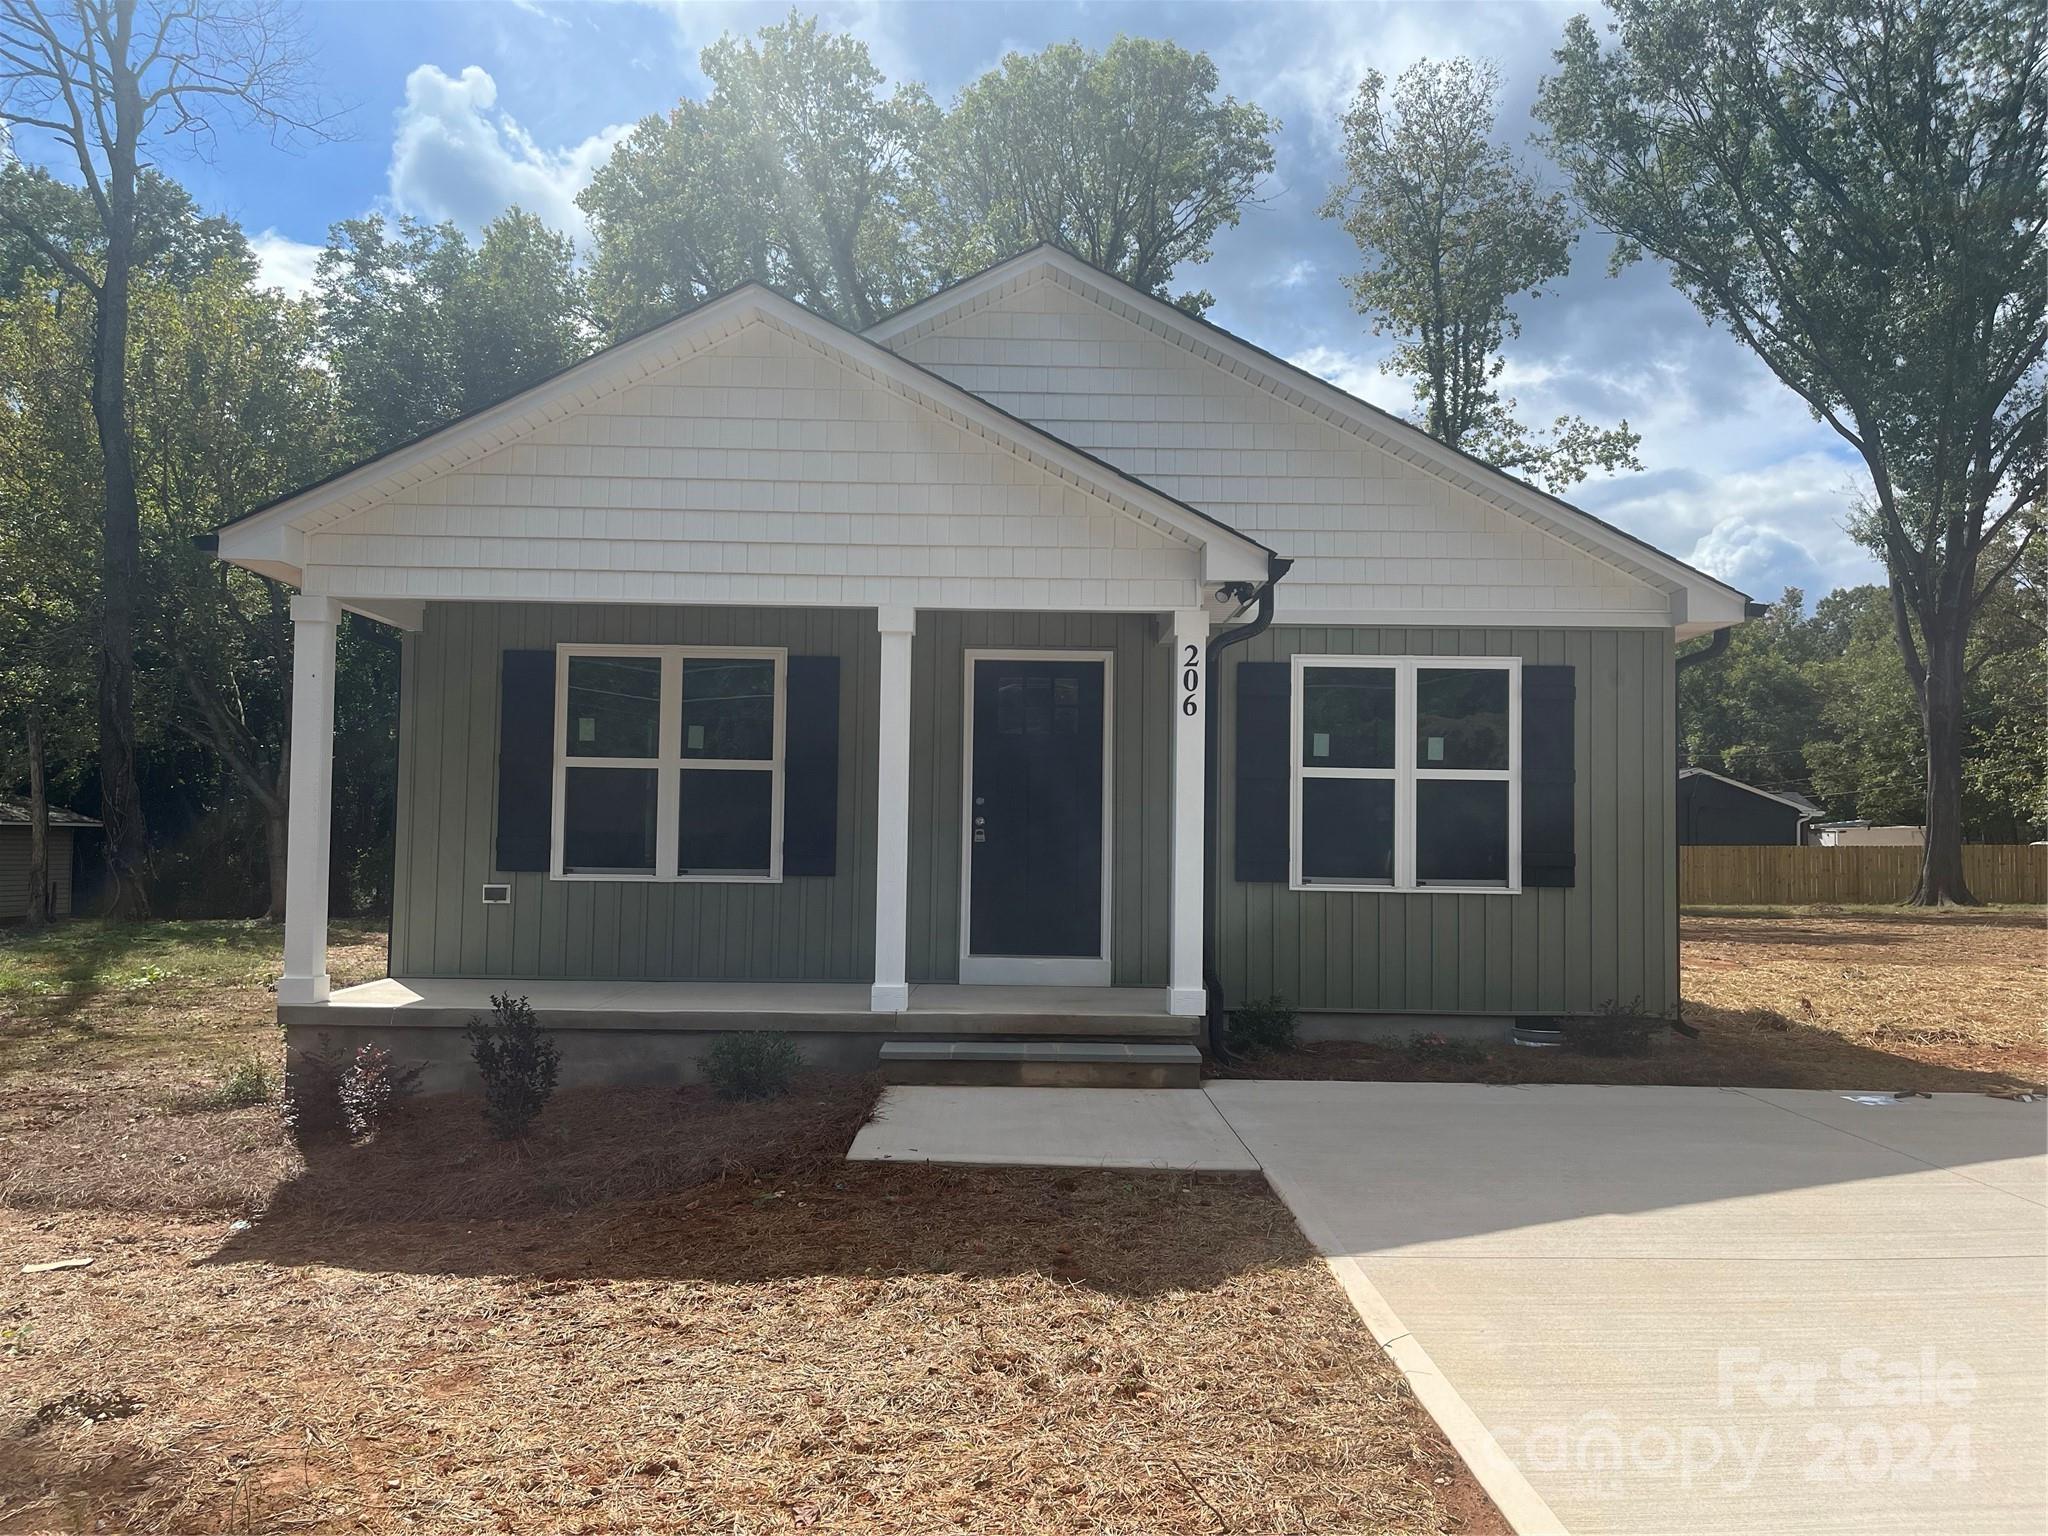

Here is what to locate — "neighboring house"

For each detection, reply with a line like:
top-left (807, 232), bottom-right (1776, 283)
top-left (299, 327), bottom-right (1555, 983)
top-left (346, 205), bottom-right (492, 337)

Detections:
top-left (1811, 822), bottom-right (1926, 847)
top-left (1677, 768), bottom-right (1821, 846)
top-left (211, 245), bottom-right (1751, 1082)
top-left (0, 801), bottom-right (99, 921)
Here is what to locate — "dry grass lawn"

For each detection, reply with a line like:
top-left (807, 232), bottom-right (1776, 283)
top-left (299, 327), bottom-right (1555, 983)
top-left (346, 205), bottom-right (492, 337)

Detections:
top-left (1228, 908), bottom-right (2047, 1092)
top-left (0, 921), bottom-right (1500, 1536)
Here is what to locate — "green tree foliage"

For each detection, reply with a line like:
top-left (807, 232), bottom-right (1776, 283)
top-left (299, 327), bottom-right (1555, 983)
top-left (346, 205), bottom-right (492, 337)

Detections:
top-left (1536, 0), bottom-right (2046, 900)
top-left (579, 12), bottom-right (940, 334)
top-left (580, 19), bottom-right (1275, 333)
top-left (316, 210), bottom-right (590, 457)
top-left (0, 0), bottom-right (325, 916)
top-left (1321, 58), bottom-right (1640, 490)
top-left (1681, 575), bottom-right (2047, 841)
top-left (939, 36), bottom-right (1276, 313)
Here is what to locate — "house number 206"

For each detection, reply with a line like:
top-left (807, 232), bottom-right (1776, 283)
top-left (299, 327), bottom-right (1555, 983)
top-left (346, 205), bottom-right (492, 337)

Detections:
top-left (1181, 644), bottom-right (1201, 716)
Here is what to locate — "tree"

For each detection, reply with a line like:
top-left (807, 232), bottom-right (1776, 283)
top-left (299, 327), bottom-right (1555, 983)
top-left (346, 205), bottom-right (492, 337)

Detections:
top-left (1536, 0), bottom-right (2047, 902)
top-left (131, 263), bottom-right (339, 917)
top-left (939, 36), bottom-right (1276, 313)
top-left (1321, 58), bottom-right (1640, 490)
top-left (0, 252), bottom-right (96, 924)
top-left (580, 12), bottom-right (938, 334)
top-left (1677, 587), bottom-right (1822, 788)
top-left (0, 0), bottom-right (325, 915)
top-left (316, 209), bottom-right (589, 456)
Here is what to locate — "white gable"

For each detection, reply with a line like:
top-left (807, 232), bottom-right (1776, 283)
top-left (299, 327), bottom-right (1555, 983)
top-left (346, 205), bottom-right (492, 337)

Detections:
top-left (879, 262), bottom-right (1736, 630)
top-left (235, 301), bottom-right (1255, 612)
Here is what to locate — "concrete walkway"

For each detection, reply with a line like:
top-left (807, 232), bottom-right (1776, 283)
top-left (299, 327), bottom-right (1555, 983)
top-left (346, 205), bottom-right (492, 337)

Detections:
top-left (852, 1081), bottom-right (2048, 1536)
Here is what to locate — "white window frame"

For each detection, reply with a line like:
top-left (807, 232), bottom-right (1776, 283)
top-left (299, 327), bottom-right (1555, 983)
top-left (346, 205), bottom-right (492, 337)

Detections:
top-left (1288, 654), bottom-right (1520, 895)
top-left (550, 643), bottom-right (787, 884)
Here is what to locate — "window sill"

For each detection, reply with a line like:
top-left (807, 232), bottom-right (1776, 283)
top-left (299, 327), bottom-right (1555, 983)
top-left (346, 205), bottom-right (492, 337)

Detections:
top-left (1292, 881), bottom-right (1522, 896)
top-left (551, 872), bottom-right (783, 885)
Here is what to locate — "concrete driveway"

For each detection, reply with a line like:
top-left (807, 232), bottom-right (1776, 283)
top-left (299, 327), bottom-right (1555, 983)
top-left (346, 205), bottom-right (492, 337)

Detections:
top-left (1207, 1082), bottom-right (2048, 1536)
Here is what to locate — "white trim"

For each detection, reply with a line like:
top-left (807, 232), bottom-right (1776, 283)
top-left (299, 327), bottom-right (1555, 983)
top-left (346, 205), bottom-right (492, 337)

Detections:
top-left (548, 643), bottom-right (787, 884)
top-left (958, 648), bottom-right (1115, 988)
top-left (1168, 608), bottom-right (1209, 1017)
top-left (1278, 607), bottom-right (1673, 631)
top-left (215, 285), bottom-right (1271, 590)
top-left (1288, 655), bottom-right (1522, 895)
top-left (872, 606), bottom-right (916, 1013)
top-left (868, 248), bottom-right (1749, 627)
top-left (280, 595), bottom-right (341, 1004)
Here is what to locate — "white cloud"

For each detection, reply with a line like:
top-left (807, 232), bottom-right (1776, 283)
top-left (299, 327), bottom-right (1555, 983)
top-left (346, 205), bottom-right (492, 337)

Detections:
top-left (387, 63), bottom-right (631, 240)
top-left (1273, 258), bottom-right (1317, 289)
top-left (1286, 341), bottom-right (1414, 415)
top-left (250, 229), bottom-right (323, 298)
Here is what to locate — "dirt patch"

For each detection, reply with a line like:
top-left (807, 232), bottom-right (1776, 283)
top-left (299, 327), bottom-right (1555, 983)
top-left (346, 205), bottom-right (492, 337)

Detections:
top-left (1226, 910), bottom-right (2047, 1092)
top-left (0, 1170), bottom-right (1502, 1536)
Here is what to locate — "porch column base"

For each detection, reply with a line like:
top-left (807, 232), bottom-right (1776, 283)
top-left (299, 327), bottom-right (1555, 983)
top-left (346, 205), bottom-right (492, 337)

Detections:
top-left (870, 983), bottom-right (910, 1013)
top-left (279, 974), bottom-right (331, 1006)
top-left (1168, 986), bottom-right (1206, 1017)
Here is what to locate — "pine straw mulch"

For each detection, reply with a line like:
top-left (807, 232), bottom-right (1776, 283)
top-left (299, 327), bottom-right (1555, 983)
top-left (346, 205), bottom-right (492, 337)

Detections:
top-left (0, 1164), bottom-right (1502, 1536)
top-left (1221, 908), bottom-right (2047, 1094)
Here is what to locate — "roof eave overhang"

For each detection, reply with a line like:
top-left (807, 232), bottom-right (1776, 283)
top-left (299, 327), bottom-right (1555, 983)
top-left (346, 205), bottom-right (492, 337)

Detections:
top-left (215, 282), bottom-right (1272, 593)
top-left (869, 246), bottom-right (1753, 632)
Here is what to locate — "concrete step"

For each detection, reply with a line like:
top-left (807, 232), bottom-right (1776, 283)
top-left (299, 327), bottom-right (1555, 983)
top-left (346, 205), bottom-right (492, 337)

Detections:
top-left (880, 1039), bottom-right (1204, 1089)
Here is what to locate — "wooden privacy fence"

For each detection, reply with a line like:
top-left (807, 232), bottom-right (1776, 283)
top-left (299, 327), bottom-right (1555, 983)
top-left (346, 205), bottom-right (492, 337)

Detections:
top-left (1680, 844), bottom-right (2047, 905)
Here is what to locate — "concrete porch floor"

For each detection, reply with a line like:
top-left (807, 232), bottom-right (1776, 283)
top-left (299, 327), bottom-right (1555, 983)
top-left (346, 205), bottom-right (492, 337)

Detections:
top-left (291, 976), bottom-right (1189, 1037)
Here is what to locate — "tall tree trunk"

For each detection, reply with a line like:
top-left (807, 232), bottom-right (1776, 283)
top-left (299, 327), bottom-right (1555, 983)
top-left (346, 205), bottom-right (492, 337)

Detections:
top-left (1909, 621), bottom-right (1975, 906)
top-left (24, 713), bottom-right (51, 928)
top-left (91, 201), bottom-right (151, 919)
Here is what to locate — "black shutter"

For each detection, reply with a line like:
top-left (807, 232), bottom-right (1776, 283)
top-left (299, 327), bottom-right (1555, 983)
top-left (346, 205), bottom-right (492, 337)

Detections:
top-left (495, 649), bottom-right (556, 872)
top-left (781, 656), bottom-right (840, 876)
top-left (1234, 661), bottom-right (1291, 882)
top-left (1522, 664), bottom-right (1576, 887)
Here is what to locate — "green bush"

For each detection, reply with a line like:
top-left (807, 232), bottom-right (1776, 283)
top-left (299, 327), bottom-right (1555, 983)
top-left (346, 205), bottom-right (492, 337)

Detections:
top-left (465, 993), bottom-right (561, 1138)
top-left (1405, 1031), bottom-right (1491, 1066)
top-left (1225, 994), bottom-right (1298, 1055)
top-left (1561, 998), bottom-right (1662, 1057)
top-left (702, 1032), bottom-right (802, 1101)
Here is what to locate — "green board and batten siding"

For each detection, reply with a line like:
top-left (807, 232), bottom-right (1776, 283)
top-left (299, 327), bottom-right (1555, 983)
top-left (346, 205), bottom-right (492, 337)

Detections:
top-left (392, 603), bottom-right (1674, 1014)
top-left (1212, 625), bottom-right (1679, 1019)
top-left (390, 603), bottom-right (1174, 987)
top-left (391, 602), bottom-right (881, 983)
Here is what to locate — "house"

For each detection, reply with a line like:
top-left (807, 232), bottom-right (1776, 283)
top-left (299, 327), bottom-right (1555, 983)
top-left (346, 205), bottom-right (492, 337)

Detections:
top-left (1677, 767), bottom-right (1821, 845)
top-left (0, 801), bottom-right (99, 921)
top-left (1811, 822), bottom-right (1925, 847)
top-left (211, 245), bottom-right (1751, 1085)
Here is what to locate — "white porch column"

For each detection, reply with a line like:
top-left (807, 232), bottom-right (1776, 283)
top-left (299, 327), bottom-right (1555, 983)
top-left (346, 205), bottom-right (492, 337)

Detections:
top-left (280, 595), bottom-right (342, 1004)
top-left (871, 604), bottom-right (917, 1012)
top-left (1169, 606), bottom-right (1211, 1016)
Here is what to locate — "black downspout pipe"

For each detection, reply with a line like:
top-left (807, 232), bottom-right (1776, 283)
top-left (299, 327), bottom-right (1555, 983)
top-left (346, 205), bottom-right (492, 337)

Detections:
top-left (1202, 553), bottom-right (1293, 1061)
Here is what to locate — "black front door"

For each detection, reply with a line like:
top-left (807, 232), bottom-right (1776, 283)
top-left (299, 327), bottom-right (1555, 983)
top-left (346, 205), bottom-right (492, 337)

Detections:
top-left (968, 657), bottom-right (1106, 958)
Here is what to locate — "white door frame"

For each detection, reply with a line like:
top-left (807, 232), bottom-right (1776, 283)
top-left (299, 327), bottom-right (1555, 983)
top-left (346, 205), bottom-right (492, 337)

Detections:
top-left (958, 648), bottom-right (1115, 986)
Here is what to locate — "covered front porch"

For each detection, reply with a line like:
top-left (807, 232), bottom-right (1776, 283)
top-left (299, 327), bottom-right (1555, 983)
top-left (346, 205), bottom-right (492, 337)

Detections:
top-left (213, 280), bottom-right (1278, 1065)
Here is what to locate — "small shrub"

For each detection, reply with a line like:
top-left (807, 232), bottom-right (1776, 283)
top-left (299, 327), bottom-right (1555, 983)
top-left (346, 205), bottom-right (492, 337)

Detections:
top-left (1406, 1030), bottom-right (1491, 1066)
top-left (338, 1042), bottom-right (424, 1140)
top-left (283, 1034), bottom-right (348, 1144)
top-left (702, 1032), bottom-right (802, 1101)
top-left (465, 993), bottom-right (561, 1138)
top-left (1561, 998), bottom-right (1663, 1057)
top-left (1226, 994), bottom-right (1298, 1055)
top-left (210, 1054), bottom-right (272, 1108)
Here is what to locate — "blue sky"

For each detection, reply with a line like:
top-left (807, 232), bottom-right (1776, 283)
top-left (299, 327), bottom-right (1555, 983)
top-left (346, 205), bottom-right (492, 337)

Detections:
top-left (49, 0), bottom-right (1883, 602)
